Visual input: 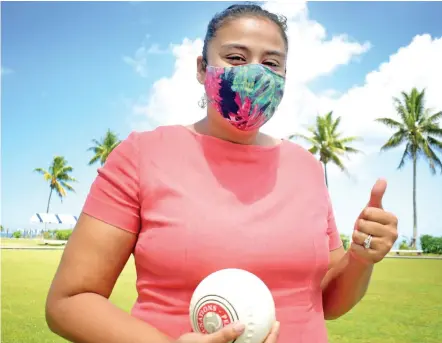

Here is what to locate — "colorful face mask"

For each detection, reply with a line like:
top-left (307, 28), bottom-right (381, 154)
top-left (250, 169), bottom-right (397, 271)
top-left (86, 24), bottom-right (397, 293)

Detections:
top-left (204, 64), bottom-right (285, 131)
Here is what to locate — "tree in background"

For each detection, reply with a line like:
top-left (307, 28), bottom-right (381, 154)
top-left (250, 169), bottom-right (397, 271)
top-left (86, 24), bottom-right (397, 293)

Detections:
top-left (340, 233), bottom-right (350, 250)
top-left (1, 225), bottom-right (9, 238)
top-left (34, 156), bottom-right (77, 213)
top-left (376, 87), bottom-right (442, 248)
top-left (88, 129), bottom-right (121, 166)
top-left (288, 111), bottom-right (362, 187)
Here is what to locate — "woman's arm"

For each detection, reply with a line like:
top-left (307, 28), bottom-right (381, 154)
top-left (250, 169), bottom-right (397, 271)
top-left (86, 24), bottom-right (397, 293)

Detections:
top-left (45, 213), bottom-right (173, 343)
top-left (320, 179), bottom-right (397, 320)
top-left (320, 247), bottom-right (373, 320)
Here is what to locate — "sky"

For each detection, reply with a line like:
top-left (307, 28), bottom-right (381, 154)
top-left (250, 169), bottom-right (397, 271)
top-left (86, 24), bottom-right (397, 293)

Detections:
top-left (1, 1), bottom-right (442, 243)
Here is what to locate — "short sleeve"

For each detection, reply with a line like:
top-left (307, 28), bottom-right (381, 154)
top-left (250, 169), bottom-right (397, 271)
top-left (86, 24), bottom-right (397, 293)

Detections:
top-left (326, 192), bottom-right (343, 251)
top-left (82, 131), bottom-right (141, 234)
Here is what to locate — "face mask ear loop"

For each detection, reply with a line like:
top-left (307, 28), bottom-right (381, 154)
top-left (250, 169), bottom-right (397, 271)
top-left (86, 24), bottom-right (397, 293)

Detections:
top-left (198, 58), bottom-right (209, 109)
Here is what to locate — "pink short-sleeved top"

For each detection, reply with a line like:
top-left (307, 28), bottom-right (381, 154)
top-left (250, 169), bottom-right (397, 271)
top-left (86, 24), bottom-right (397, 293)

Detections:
top-left (82, 125), bottom-right (342, 343)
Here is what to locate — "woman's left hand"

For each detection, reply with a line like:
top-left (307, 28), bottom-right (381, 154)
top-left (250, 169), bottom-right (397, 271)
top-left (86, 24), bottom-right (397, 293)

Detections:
top-left (350, 179), bottom-right (399, 264)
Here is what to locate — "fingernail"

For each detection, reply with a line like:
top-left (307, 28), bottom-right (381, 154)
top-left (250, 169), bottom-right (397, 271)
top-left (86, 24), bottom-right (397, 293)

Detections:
top-left (233, 322), bottom-right (245, 333)
top-left (273, 321), bottom-right (280, 333)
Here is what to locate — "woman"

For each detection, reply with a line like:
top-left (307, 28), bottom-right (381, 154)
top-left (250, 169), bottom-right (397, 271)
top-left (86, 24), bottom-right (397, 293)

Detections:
top-left (45, 4), bottom-right (398, 343)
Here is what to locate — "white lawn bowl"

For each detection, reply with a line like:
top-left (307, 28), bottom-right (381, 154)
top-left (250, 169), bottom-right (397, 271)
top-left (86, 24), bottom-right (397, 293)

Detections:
top-left (189, 268), bottom-right (276, 343)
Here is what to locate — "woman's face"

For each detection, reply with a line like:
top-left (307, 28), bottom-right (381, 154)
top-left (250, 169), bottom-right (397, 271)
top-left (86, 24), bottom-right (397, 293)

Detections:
top-left (197, 16), bottom-right (287, 83)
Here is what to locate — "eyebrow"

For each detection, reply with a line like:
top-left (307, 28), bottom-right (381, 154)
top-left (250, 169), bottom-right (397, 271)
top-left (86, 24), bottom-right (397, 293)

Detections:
top-left (220, 43), bottom-right (286, 58)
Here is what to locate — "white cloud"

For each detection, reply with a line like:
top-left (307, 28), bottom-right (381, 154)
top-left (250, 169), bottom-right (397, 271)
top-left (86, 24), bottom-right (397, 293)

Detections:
top-left (1, 67), bottom-right (14, 75)
top-left (131, 1), bottom-right (442, 176)
top-left (123, 52), bottom-right (149, 78)
top-left (263, 0), bottom-right (307, 20)
top-left (131, 38), bottom-right (205, 129)
top-left (147, 44), bottom-right (169, 55)
top-left (124, 34), bottom-right (170, 77)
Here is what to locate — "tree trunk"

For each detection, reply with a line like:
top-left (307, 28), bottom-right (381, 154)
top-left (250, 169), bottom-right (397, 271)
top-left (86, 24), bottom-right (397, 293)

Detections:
top-left (324, 162), bottom-right (329, 188)
top-left (46, 187), bottom-right (53, 213)
top-left (411, 153), bottom-right (418, 248)
top-left (45, 187), bottom-right (54, 231)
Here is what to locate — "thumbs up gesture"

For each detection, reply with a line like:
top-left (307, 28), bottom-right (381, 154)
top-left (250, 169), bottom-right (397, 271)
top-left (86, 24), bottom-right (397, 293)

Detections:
top-left (350, 179), bottom-right (399, 264)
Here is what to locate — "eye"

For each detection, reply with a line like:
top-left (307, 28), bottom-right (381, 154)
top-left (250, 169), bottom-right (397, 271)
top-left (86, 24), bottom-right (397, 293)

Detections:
top-left (226, 55), bottom-right (246, 63)
top-left (263, 61), bottom-right (279, 68)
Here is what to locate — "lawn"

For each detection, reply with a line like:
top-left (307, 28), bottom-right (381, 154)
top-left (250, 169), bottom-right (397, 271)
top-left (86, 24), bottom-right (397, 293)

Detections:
top-left (1, 238), bottom-right (46, 246)
top-left (0, 238), bottom-right (65, 247)
top-left (1, 250), bottom-right (441, 343)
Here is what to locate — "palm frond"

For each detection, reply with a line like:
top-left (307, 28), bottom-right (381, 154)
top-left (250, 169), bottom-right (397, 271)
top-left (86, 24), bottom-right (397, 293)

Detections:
top-left (60, 181), bottom-right (76, 192)
top-left (380, 131), bottom-right (407, 151)
top-left (54, 182), bottom-right (67, 199)
top-left (428, 111), bottom-right (442, 124)
top-left (330, 153), bottom-right (347, 172)
top-left (344, 147), bottom-right (363, 154)
top-left (88, 154), bottom-right (101, 165)
top-left (339, 136), bottom-right (362, 144)
top-left (421, 140), bottom-right (442, 174)
top-left (331, 114), bottom-right (341, 134)
top-left (88, 129), bottom-right (121, 166)
top-left (397, 143), bottom-right (413, 170)
top-left (428, 136), bottom-right (442, 154)
top-left (309, 146), bottom-right (319, 154)
top-left (375, 118), bottom-right (405, 130)
top-left (288, 133), bottom-right (318, 145)
top-left (424, 125), bottom-right (442, 138)
top-left (34, 167), bottom-right (47, 174)
top-left (393, 97), bottom-right (412, 128)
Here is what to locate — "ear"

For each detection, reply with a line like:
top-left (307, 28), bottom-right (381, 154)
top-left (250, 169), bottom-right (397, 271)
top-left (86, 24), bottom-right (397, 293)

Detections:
top-left (196, 56), bottom-right (206, 85)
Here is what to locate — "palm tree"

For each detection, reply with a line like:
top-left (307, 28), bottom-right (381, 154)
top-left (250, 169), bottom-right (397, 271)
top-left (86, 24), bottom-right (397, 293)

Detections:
top-left (88, 129), bottom-right (120, 166)
top-left (376, 87), bottom-right (442, 248)
top-left (34, 156), bottom-right (77, 213)
top-left (1, 225), bottom-right (9, 238)
top-left (288, 111), bottom-right (362, 187)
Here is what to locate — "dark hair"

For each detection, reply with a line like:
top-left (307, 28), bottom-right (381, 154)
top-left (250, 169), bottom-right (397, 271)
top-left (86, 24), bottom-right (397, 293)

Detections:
top-left (202, 3), bottom-right (288, 64)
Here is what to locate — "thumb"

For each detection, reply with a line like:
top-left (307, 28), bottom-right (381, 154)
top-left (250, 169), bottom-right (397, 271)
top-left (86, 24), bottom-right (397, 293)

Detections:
top-left (204, 322), bottom-right (245, 343)
top-left (367, 178), bottom-right (387, 209)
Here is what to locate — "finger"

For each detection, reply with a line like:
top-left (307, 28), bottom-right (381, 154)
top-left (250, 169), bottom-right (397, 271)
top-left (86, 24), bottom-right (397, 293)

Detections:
top-left (352, 230), bottom-right (381, 249)
top-left (351, 242), bottom-right (385, 263)
top-left (356, 219), bottom-right (387, 236)
top-left (367, 178), bottom-right (387, 209)
top-left (204, 322), bottom-right (245, 343)
top-left (360, 207), bottom-right (394, 225)
top-left (264, 321), bottom-right (280, 343)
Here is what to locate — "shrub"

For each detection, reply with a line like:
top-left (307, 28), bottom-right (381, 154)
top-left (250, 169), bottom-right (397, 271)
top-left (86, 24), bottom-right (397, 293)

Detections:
top-left (55, 229), bottom-right (73, 241)
top-left (420, 235), bottom-right (442, 254)
top-left (340, 233), bottom-right (350, 250)
top-left (43, 231), bottom-right (52, 239)
top-left (12, 231), bottom-right (22, 239)
top-left (399, 239), bottom-right (409, 250)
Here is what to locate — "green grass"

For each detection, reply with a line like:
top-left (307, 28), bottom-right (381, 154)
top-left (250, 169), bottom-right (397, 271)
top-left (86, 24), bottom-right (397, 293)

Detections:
top-left (1, 238), bottom-right (44, 246)
top-left (1, 238), bottom-right (65, 247)
top-left (1, 251), bottom-right (442, 343)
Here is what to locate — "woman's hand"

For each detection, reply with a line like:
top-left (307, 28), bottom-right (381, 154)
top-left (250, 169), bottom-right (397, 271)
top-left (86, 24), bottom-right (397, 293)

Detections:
top-left (351, 179), bottom-right (398, 264)
top-left (177, 321), bottom-right (280, 343)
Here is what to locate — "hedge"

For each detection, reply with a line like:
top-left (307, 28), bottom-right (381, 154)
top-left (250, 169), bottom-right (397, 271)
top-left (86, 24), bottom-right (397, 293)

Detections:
top-left (420, 235), bottom-right (442, 254)
top-left (55, 229), bottom-right (73, 241)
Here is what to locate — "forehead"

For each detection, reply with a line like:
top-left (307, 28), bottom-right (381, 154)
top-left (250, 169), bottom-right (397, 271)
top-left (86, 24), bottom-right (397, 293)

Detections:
top-left (212, 16), bottom-right (286, 53)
